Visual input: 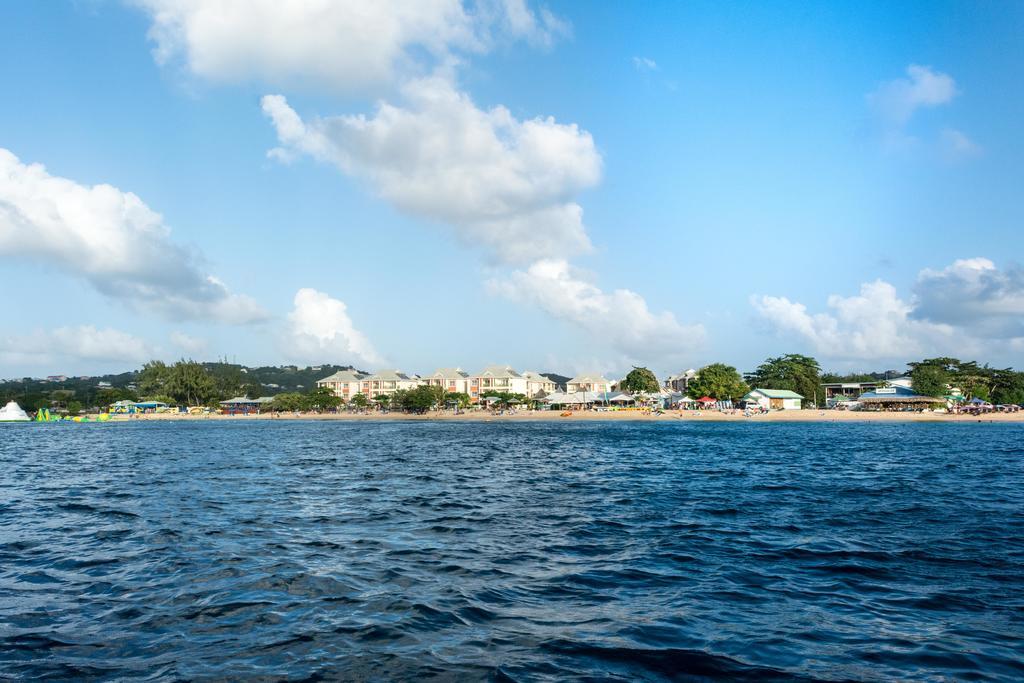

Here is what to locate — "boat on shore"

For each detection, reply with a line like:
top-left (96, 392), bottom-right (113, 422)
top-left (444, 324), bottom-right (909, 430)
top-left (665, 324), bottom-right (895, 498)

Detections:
top-left (0, 401), bottom-right (31, 422)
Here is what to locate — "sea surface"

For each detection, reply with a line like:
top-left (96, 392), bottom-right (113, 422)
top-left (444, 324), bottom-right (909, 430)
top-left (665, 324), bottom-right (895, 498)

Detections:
top-left (1, 420), bottom-right (1023, 681)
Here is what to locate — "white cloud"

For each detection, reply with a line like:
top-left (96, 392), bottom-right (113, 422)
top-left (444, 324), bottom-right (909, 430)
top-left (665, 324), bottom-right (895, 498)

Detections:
top-left (0, 326), bottom-right (153, 367)
top-left (170, 330), bottom-right (208, 355)
top-left (632, 56), bottom-right (657, 71)
top-left (913, 258), bottom-right (1024, 337)
top-left (752, 281), bottom-right (945, 360)
top-left (286, 288), bottom-right (383, 367)
top-left (0, 148), bottom-right (268, 324)
top-left (939, 127), bottom-right (981, 159)
top-left (134, 0), bottom-right (567, 93)
top-left (753, 257), bottom-right (1024, 361)
top-left (868, 64), bottom-right (957, 125)
top-left (262, 78), bottom-right (601, 264)
top-left (489, 258), bottom-right (705, 363)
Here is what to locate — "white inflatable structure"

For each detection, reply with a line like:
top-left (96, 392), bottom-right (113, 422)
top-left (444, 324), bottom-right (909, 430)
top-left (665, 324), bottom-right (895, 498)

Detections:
top-left (0, 401), bottom-right (31, 422)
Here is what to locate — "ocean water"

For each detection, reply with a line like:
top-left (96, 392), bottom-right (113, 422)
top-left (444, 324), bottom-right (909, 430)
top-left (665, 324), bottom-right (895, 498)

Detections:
top-left (1, 420), bottom-right (1022, 681)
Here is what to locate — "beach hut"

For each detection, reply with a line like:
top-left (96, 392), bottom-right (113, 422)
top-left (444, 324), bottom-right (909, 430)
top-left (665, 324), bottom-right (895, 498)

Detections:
top-left (696, 396), bottom-right (716, 408)
top-left (743, 388), bottom-right (804, 411)
top-left (857, 386), bottom-right (942, 410)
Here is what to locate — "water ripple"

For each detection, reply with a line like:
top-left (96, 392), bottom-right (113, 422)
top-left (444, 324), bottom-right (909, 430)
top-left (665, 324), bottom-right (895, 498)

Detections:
top-left (1, 420), bottom-right (1022, 680)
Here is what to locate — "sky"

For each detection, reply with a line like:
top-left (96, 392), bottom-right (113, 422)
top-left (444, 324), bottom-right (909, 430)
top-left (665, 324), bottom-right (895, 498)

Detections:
top-left (1, 1), bottom-right (1023, 380)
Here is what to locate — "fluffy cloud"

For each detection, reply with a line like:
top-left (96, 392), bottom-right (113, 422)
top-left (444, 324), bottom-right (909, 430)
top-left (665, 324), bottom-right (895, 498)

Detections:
top-left (170, 330), bottom-right (208, 355)
top-left (752, 281), bottom-right (946, 360)
top-left (262, 78), bottom-right (601, 264)
top-left (489, 259), bottom-right (705, 363)
top-left (0, 326), bottom-right (153, 367)
top-left (868, 64), bottom-right (957, 125)
top-left (753, 258), bottom-right (1024, 361)
top-left (286, 288), bottom-right (383, 366)
top-left (0, 148), bottom-right (267, 324)
top-left (912, 258), bottom-right (1024, 338)
top-left (135, 0), bottom-right (566, 92)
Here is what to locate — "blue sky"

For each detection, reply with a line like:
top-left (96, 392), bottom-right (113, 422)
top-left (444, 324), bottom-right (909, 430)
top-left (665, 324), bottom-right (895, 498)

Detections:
top-left (1, 1), bottom-right (1022, 379)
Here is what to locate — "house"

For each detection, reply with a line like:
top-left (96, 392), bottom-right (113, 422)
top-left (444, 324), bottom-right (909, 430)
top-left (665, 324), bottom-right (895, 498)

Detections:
top-left (566, 374), bottom-right (613, 395)
top-left (317, 369), bottom-right (369, 400)
top-left (358, 369), bottom-right (420, 400)
top-left (744, 388), bottom-right (804, 410)
top-left (470, 366), bottom-right (530, 401)
top-left (422, 368), bottom-right (473, 395)
top-left (664, 369), bottom-right (697, 393)
top-left (522, 371), bottom-right (557, 397)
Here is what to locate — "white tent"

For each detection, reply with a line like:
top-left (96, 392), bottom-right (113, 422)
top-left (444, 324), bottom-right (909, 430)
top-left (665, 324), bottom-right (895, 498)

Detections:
top-left (0, 401), bottom-right (31, 422)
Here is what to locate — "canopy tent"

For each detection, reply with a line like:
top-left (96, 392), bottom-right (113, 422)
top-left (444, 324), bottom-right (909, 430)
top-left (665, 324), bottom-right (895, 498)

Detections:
top-left (696, 396), bottom-right (716, 404)
top-left (968, 397), bottom-right (991, 405)
top-left (604, 392), bottom-right (635, 404)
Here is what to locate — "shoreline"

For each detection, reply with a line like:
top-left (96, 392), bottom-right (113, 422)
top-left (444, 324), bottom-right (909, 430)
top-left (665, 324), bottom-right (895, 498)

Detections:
top-left (108, 410), bottom-right (1024, 423)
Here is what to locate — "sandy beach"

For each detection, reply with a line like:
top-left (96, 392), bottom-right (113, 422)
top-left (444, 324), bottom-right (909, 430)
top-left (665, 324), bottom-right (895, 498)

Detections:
top-left (110, 409), bottom-right (1024, 424)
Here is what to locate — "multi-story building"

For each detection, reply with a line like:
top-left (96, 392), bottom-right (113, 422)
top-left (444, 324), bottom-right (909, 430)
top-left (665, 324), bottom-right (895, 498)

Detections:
top-left (470, 366), bottom-right (530, 401)
top-left (316, 369), bottom-right (368, 400)
top-left (664, 369), bottom-right (697, 393)
top-left (421, 368), bottom-right (473, 395)
top-left (566, 374), bottom-right (612, 394)
top-left (522, 371), bottom-right (557, 397)
top-left (359, 369), bottom-right (421, 399)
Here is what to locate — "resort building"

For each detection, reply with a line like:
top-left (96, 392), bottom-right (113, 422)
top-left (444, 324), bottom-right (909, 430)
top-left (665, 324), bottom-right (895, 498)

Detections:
top-left (359, 369), bottom-right (420, 400)
top-left (664, 369), bottom-right (697, 393)
top-left (422, 368), bottom-right (473, 395)
top-left (743, 388), bottom-right (804, 410)
top-left (566, 374), bottom-right (613, 395)
top-left (522, 371), bottom-right (557, 397)
top-left (470, 366), bottom-right (530, 400)
top-left (316, 369), bottom-right (369, 400)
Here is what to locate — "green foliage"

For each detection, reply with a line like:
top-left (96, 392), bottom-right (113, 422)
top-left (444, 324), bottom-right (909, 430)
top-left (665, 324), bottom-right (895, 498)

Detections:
top-left (306, 385), bottom-right (342, 411)
top-left (400, 385), bottom-right (443, 412)
top-left (910, 364), bottom-right (949, 398)
top-left (350, 393), bottom-right (370, 409)
top-left (620, 366), bottom-right (660, 393)
top-left (65, 400), bottom-right (83, 416)
top-left (745, 354), bottom-right (821, 406)
top-left (270, 392), bottom-right (305, 412)
top-left (164, 359), bottom-right (217, 406)
top-left (446, 392), bottom-right (471, 409)
top-left (991, 369), bottom-right (1024, 405)
top-left (480, 390), bottom-right (527, 407)
top-left (373, 393), bottom-right (392, 409)
top-left (138, 360), bottom-right (170, 396)
top-left (687, 363), bottom-right (748, 401)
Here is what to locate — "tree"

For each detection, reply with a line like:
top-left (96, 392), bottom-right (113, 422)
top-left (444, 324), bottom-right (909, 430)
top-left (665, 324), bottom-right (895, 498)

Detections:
top-left (306, 386), bottom-right (341, 411)
top-left (991, 369), bottom-right (1024, 405)
top-left (446, 392), bottom-right (471, 409)
top-left (165, 360), bottom-right (216, 406)
top-left (374, 394), bottom-right (392, 410)
top-left (620, 366), bottom-right (660, 393)
top-left (401, 385), bottom-right (441, 412)
top-left (745, 354), bottom-right (821, 406)
top-left (350, 393), bottom-right (369, 410)
top-left (910, 364), bottom-right (949, 398)
top-left (687, 363), bottom-right (748, 401)
top-left (270, 392), bottom-right (304, 412)
top-left (138, 360), bottom-right (170, 396)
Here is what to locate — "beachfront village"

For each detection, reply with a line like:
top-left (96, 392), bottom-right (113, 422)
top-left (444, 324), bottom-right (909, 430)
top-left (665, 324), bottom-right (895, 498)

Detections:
top-left (3, 354), bottom-right (1023, 420)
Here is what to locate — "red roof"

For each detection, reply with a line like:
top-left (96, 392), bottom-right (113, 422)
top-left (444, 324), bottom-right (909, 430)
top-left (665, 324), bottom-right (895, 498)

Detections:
top-left (697, 396), bottom-right (716, 403)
